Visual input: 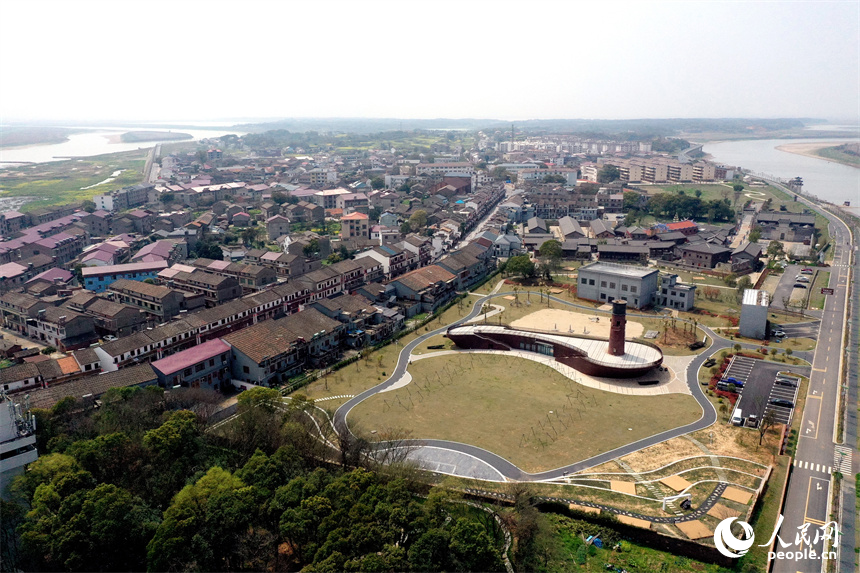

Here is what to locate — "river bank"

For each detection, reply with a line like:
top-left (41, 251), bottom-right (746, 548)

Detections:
top-left (0, 148), bottom-right (147, 211)
top-left (704, 138), bottom-right (860, 210)
top-left (775, 141), bottom-right (860, 168)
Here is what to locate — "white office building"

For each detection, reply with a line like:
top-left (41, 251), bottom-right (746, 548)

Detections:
top-left (577, 262), bottom-right (659, 309)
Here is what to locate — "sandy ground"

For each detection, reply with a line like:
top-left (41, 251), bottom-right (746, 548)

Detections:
top-left (510, 308), bottom-right (644, 338)
top-left (775, 141), bottom-right (854, 165)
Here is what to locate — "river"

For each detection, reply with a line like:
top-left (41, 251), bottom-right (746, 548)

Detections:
top-left (703, 137), bottom-right (860, 212)
top-left (0, 125), bottom-right (244, 167)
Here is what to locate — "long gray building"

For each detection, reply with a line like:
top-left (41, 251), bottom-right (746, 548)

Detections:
top-left (577, 262), bottom-right (659, 309)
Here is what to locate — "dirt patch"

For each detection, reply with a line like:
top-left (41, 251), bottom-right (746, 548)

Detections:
top-left (660, 475), bottom-right (693, 492)
top-left (722, 486), bottom-right (753, 504)
top-left (610, 480), bottom-right (637, 495)
top-left (690, 422), bottom-right (778, 466)
top-left (511, 308), bottom-right (644, 338)
top-left (616, 437), bottom-right (702, 473)
top-left (707, 503), bottom-right (741, 520)
top-left (675, 520), bottom-right (713, 540)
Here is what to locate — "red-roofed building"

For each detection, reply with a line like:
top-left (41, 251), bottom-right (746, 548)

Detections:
top-left (665, 220), bottom-right (699, 236)
top-left (150, 338), bottom-right (231, 391)
top-left (341, 212), bottom-right (369, 240)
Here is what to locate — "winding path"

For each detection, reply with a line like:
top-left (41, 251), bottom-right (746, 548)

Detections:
top-left (334, 287), bottom-right (735, 481)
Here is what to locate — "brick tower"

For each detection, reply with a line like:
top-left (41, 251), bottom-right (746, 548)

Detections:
top-left (608, 299), bottom-right (627, 356)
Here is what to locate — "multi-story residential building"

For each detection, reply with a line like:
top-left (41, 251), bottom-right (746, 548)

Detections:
top-left (657, 274), bottom-right (697, 311)
top-left (389, 265), bottom-right (457, 315)
top-left (337, 192), bottom-right (369, 213)
top-left (576, 262), bottom-right (659, 309)
top-left (312, 188), bottom-right (352, 210)
top-left (299, 168), bottom-right (337, 187)
top-left (310, 294), bottom-right (400, 347)
top-left (26, 363), bottom-right (158, 411)
top-left (151, 338), bottom-right (232, 391)
top-left (225, 308), bottom-right (344, 387)
top-left (26, 232), bottom-right (86, 266)
top-left (130, 240), bottom-right (185, 265)
top-left (517, 167), bottom-right (578, 185)
top-left (341, 212), bottom-right (370, 239)
top-left (399, 235), bottom-right (432, 271)
top-left (63, 291), bottom-right (147, 338)
top-left (436, 243), bottom-right (495, 290)
top-left (190, 259), bottom-right (278, 293)
top-left (415, 162), bottom-right (474, 176)
top-left (94, 183), bottom-right (153, 212)
top-left (266, 215), bottom-right (291, 241)
top-left (0, 292), bottom-right (52, 336)
top-left (26, 306), bottom-right (97, 351)
top-left (161, 268), bottom-right (243, 307)
top-left (0, 210), bottom-right (28, 237)
top-left (82, 261), bottom-right (169, 293)
top-left (107, 278), bottom-right (203, 321)
top-left (301, 267), bottom-right (343, 301)
top-left (329, 259), bottom-right (365, 292)
top-left (245, 250), bottom-right (320, 279)
top-left (355, 245), bottom-right (409, 279)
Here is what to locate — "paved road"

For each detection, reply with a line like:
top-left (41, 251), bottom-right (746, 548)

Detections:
top-left (767, 184), bottom-right (856, 573)
top-left (775, 320), bottom-right (821, 339)
top-left (334, 284), bottom-right (831, 483)
top-left (334, 291), bottom-right (724, 481)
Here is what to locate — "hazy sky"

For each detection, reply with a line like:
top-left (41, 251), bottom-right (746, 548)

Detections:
top-left (2, 0), bottom-right (858, 123)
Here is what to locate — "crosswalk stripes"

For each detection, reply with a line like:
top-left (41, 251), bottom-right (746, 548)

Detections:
top-left (833, 445), bottom-right (853, 475)
top-left (792, 459), bottom-right (833, 475)
top-left (314, 394), bottom-right (355, 401)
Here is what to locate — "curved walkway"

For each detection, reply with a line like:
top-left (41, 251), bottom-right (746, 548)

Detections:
top-left (334, 288), bottom-right (722, 481)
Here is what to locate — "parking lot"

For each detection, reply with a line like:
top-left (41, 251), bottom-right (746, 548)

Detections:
top-left (722, 356), bottom-right (808, 427)
top-left (771, 320), bottom-right (820, 339)
top-left (771, 264), bottom-right (815, 310)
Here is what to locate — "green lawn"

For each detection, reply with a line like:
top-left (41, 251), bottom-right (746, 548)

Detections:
top-left (349, 353), bottom-right (702, 473)
top-left (817, 145), bottom-right (860, 167)
top-left (644, 183), bottom-right (734, 204)
top-left (809, 271), bottom-right (831, 310)
top-left (537, 513), bottom-right (728, 573)
top-left (0, 150), bottom-right (147, 210)
top-left (744, 456), bottom-right (791, 571)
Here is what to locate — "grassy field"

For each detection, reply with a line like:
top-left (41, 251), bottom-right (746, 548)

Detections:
top-left (301, 283), bottom-right (702, 410)
top-left (809, 271), bottom-right (831, 310)
top-left (817, 145), bottom-right (860, 167)
top-left (538, 512), bottom-right (728, 573)
top-left (643, 182), bottom-right (735, 204)
top-left (0, 149), bottom-right (147, 210)
top-left (348, 353), bottom-right (702, 473)
top-left (744, 455), bottom-right (791, 570)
